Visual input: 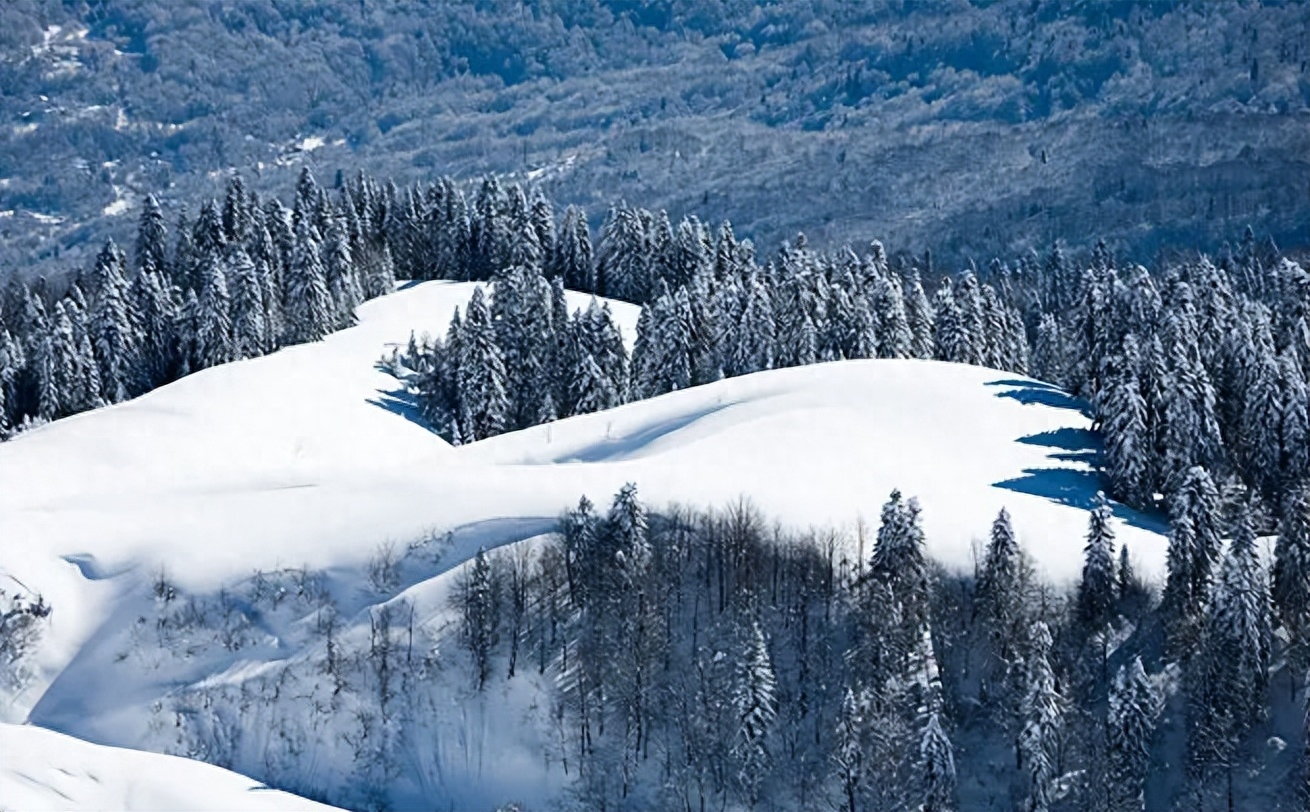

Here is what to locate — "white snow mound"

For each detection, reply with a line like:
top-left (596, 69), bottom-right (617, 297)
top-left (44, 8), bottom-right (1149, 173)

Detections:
top-left (0, 723), bottom-right (341, 811)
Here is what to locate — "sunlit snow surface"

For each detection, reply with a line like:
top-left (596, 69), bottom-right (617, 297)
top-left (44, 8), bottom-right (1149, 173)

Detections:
top-left (0, 723), bottom-right (341, 811)
top-left (0, 279), bottom-right (1166, 809)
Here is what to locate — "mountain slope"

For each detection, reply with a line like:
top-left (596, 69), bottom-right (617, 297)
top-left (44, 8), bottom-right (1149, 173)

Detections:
top-left (1, 278), bottom-right (1164, 712)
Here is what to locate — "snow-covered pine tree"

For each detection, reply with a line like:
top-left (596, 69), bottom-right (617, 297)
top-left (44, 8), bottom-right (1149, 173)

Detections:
top-left (89, 240), bottom-right (138, 403)
top-left (457, 287), bottom-right (509, 441)
top-left (193, 250), bottom-right (233, 369)
top-left (324, 217), bottom-right (362, 329)
top-left (734, 619), bottom-right (776, 809)
top-left (870, 490), bottom-right (931, 671)
top-left (555, 206), bottom-right (595, 292)
top-left (1077, 492), bottom-right (1118, 633)
top-left (47, 301), bottom-right (77, 419)
top-left (976, 508), bottom-right (1029, 699)
top-left (597, 204), bottom-right (650, 303)
top-left (905, 270), bottom-right (935, 360)
top-left (283, 219), bottom-right (333, 344)
top-left (135, 193), bottom-right (169, 280)
top-left (1191, 499), bottom-right (1273, 796)
top-left (932, 278), bottom-right (970, 364)
top-left (1272, 482), bottom-right (1310, 646)
top-left (227, 245), bottom-right (266, 360)
top-left (1107, 656), bottom-right (1159, 812)
top-left (1018, 620), bottom-right (1063, 812)
top-left (918, 711), bottom-right (957, 812)
top-left (1279, 350), bottom-right (1310, 486)
top-left (129, 265), bottom-right (177, 390)
top-left (1031, 313), bottom-right (1067, 386)
top-left (1100, 333), bottom-right (1151, 508)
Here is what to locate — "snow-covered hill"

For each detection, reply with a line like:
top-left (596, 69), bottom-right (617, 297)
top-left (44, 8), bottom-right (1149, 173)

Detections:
top-left (0, 279), bottom-right (1168, 809)
top-left (0, 723), bottom-right (341, 811)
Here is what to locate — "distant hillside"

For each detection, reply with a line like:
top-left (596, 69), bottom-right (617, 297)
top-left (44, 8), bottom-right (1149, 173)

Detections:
top-left (1, 0), bottom-right (1307, 278)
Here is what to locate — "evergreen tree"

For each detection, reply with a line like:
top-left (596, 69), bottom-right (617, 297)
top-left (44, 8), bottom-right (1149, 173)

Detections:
top-left (1107, 656), bottom-right (1159, 812)
top-left (905, 270), bottom-right (935, 360)
top-left (555, 206), bottom-right (594, 292)
top-left (283, 220), bottom-right (333, 344)
top-left (457, 287), bottom-right (509, 440)
top-left (324, 217), bottom-right (362, 329)
top-left (1273, 482), bottom-right (1310, 643)
top-left (227, 245), bottom-right (266, 359)
top-left (918, 711), bottom-right (957, 812)
top-left (976, 508), bottom-right (1029, 695)
top-left (1019, 621), bottom-right (1063, 812)
top-left (1077, 493), bottom-right (1118, 632)
top-left (129, 266), bottom-right (177, 389)
top-left (135, 193), bottom-right (169, 279)
top-left (193, 250), bottom-right (233, 369)
top-left (1192, 500), bottom-right (1273, 792)
top-left (734, 619), bottom-right (776, 808)
top-left (1100, 334), bottom-right (1151, 508)
top-left (89, 240), bottom-right (138, 403)
top-left (1031, 313), bottom-right (1067, 386)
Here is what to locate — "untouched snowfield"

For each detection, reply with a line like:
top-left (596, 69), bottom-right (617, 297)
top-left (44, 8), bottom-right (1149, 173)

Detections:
top-left (0, 279), bottom-right (1168, 809)
top-left (0, 723), bottom-right (341, 811)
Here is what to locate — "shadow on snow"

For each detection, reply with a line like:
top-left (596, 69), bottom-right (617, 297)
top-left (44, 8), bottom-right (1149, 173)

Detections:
top-left (985, 378), bottom-right (1166, 535)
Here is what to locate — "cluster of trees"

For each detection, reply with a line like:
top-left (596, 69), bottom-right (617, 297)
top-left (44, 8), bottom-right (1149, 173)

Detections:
top-left (1021, 234), bottom-right (1310, 531)
top-left (386, 186), bottom-right (1029, 444)
top-left (0, 169), bottom-right (396, 436)
top-left (446, 482), bottom-right (1309, 811)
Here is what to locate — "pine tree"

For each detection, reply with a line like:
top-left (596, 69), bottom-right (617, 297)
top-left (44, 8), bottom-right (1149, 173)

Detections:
top-left (932, 278), bottom-right (972, 364)
top-left (461, 546), bottom-right (499, 690)
top-left (324, 217), bottom-right (362, 329)
top-left (870, 490), bottom-right (931, 671)
top-left (555, 206), bottom-right (594, 292)
top-left (918, 711), bottom-right (957, 812)
top-left (1273, 482), bottom-right (1310, 643)
top-left (193, 250), bottom-right (233, 369)
top-left (89, 240), bottom-right (138, 403)
top-left (129, 266), bottom-right (177, 389)
top-left (283, 219), bottom-right (333, 344)
top-left (905, 270), bottom-right (936, 360)
top-left (976, 508), bottom-right (1029, 695)
top-left (734, 619), bottom-right (776, 808)
top-left (227, 245), bottom-right (266, 359)
top-left (1279, 351), bottom-right (1309, 485)
top-left (1019, 621), bottom-right (1063, 812)
top-left (1100, 334), bottom-right (1151, 508)
top-left (1077, 493), bottom-right (1118, 632)
top-left (1107, 656), bottom-right (1159, 812)
top-left (1031, 313), bottom-right (1067, 386)
top-left (1168, 467), bottom-right (1224, 635)
top-left (135, 193), bottom-right (169, 279)
top-left (1192, 500), bottom-right (1273, 793)
top-left (457, 287), bottom-right (509, 440)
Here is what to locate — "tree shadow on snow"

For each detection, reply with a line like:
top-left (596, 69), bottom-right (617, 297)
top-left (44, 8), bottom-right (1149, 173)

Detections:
top-left (986, 378), bottom-right (1166, 534)
top-left (366, 388), bottom-right (433, 434)
top-left (983, 378), bottom-right (1092, 417)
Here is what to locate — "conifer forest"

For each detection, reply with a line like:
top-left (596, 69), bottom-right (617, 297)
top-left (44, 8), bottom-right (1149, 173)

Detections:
top-left (0, 2), bottom-right (1308, 811)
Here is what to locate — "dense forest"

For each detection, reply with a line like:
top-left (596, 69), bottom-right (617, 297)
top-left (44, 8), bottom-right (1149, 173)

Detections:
top-left (2, 0), bottom-right (1306, 277)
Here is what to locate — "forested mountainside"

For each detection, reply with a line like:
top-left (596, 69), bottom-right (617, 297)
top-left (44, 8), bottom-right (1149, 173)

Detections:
top-left (1, 0), bottom-right (1307, 280)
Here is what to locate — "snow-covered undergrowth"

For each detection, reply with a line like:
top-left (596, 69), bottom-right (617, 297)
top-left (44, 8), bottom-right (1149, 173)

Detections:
top-left (0, 280), bottom-right (1167, 809)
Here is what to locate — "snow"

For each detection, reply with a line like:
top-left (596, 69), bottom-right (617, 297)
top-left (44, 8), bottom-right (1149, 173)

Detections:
top-left (297, 136), bottom-right (326, 152)
top-left (102, 198), bottom-right (131, 217)
top-left (0, 278), bottom-right (1168, 808)
top-left (0, 723), bottom-right (341, 811)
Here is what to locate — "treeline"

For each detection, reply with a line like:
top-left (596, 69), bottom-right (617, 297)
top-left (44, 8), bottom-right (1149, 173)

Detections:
top-left (446, 481), bottom-right (1309, 811)
top-left (3, 166), bottom-right (1307, 539)
top-left (0, 169), bottom-right (397, 435)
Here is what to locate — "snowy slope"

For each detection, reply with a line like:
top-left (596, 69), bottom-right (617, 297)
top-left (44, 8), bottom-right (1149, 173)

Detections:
top-left (0, 723), bottom-right (342, 811)
top-left (0, 278), bottom-right (1168, 808)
